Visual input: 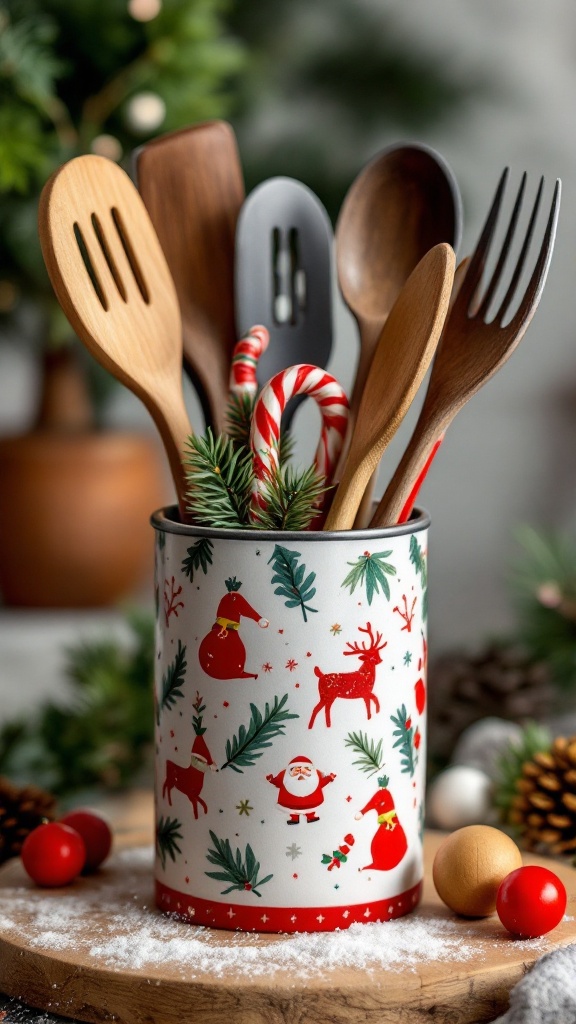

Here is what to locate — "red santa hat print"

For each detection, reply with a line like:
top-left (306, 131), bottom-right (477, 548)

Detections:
top-left (289, 755), bottom-right (312, 766)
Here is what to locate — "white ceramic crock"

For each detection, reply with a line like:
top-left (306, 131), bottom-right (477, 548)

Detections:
top-left (152, 506), bottom-right (429, 933)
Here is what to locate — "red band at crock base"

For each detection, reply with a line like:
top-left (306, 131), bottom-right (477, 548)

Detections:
top-left (156, 878), bottom-right (422, 933)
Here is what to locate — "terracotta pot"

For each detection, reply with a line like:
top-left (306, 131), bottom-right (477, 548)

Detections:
top-left (0, 430), bottom-right (170, 607)
top-left (0, 346), bottom-right (171, 607)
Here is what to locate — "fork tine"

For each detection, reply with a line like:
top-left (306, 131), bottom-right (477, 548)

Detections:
top-left (495, 176), bottom-right (543, 324)
top-left (476, 172), bottom-right (527, 321)
top-left (506, 178), bottom-right (561, 333)
top-left (457, 167), bottom-right (509, 309)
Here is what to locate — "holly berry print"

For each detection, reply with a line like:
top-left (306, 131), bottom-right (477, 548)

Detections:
top-left (153, 513), bottom-right (429, 932)
top-left (198, 577), bottom-right (269, 680)
top-left (205, 831), bottom-right (273, 897)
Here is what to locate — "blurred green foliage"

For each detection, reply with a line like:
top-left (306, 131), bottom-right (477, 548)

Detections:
top-left (0, 0), bottom-right (245, 331)
top-left (0, 0), bottom-right (482, 377)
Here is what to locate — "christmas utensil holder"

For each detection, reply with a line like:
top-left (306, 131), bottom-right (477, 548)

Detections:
top-left (152, 506), bottom-right (429, 933)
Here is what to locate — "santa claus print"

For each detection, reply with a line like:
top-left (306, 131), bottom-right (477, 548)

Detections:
top-left (266, 755), bottom-right (336, 824)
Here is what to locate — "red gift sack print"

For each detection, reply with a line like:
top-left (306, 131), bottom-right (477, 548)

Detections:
top-left (199, 577), bottom-right (269, 680)
top-left (355, 775), bottom-right (408, 871)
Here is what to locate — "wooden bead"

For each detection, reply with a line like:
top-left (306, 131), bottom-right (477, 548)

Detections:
top-left (432, 825), bottom-right (523, 917)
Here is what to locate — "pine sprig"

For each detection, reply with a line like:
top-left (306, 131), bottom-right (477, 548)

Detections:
top-left (341, 550), bottom-right (396, 605)
top-left (184, 429), bottom-right (254, 529)
top-left (221, 694), bottom-right (299, 772)
top-left (268, 544), bottom-right (317, 621)
top-left (156, 815), bottom-right (183, 870)
top-left (493, 720), bottom-right (552, 821)
top-left (225, 391), bottom-right (255, 449)
top-left (409, 535), bottom-right (428, 620)
top-left (157, 640), bottom-right (187, 724)
top-left (345, 730), bottom-right (385, 776)
top-left (181, 538), bottom-right (214, 581)
top-left (251, 464), bottom-right (328, 532)
top-left (205, 831), bottom-right (273, 897)
top-left (390, 704), bottom-right (417, 777)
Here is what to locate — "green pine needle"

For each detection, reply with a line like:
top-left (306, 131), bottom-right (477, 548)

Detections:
top-left (221, 694), bottom-right (299, 772)
top-left (157, 640), bottom-right (187, 724)
top-left (225, 392), bottom-right (255, 449)
top-left (181, 538), bottom-right (214, 581)
top-left (341, 550), bottom-right (396, 605)
top-left (390, 704), bottom-right (417, 777)
top-left (184, 429), bottom-right (254, 529)
top-left (345, 730), bottom-right (385, 776)
top-left (268, 544), bottom-right (318, 621)
top-left (156, 815), bottom-right (183, 870)
top-left (493, 720), bottom-right (552, 821)
top-left (205, 831), bottom-right (273, 897)
top-left (251, 464), bottom-right (328, 532)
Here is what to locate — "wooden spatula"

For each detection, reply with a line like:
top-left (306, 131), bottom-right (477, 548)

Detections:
top-left (38, 154), bottom-right (192, 520)
top-left (324, 243), bottom-right (455, 532)
top-left (135, 121), bottom-right (245, 434)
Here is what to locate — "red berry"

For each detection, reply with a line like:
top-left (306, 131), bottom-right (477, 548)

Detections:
top-left (21, 822), bottom-right (86, 887)
top-left (59, 809), bottom-right (112, 873)
top-left (496, 865), bottom-right (567, 938)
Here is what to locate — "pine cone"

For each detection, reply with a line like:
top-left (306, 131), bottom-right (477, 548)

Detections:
top-left (428, 643), bottom-right (554, 763)
top-left (508, 736), bottom-right (576, 855)
top-left (0, 777), bottom-right (57, 864)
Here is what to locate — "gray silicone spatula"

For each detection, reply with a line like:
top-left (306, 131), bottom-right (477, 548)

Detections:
top-left (235, 176), bottom-right (333, 428)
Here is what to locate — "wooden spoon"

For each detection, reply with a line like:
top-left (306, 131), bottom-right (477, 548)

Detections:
top-left (337, 143), bottom-right (461, 418)
top-left (135, 121), bottom-right (245, 434)
top-left (38, 154), bottom-right (192, 520)
top-left (324, 243), bottom-right (455, 532)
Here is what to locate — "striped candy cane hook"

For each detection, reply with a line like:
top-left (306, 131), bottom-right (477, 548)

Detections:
top-left (229, 325), bottom-right (270, 397)
top-left (249, 364), bottom-right (349, 520)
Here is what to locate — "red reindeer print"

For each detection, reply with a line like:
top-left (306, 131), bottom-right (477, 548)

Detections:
top-left (308, 623), bottom-right (387, 729)
top-left (199, 577), bottom-right (269, 680)
top-left (162, 730), bottom-right (217, 820)
top-left (354, 775), bottom-right (408, 871)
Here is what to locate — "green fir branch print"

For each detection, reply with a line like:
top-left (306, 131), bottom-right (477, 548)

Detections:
top-left (341, 550), bottom-right (396, 605)
top-left (390, 704), bottom-right (418, 778)
top-left (221, 694), bottom-right (298, 773)
top-left (268, 544), bottom-right (317, 621)
top-left (205, 830), bottom-right (273, 897)
top-left (345, 730), bottom-right (385, 776)
top-left (156, 815), bottom-right (183, 870)
top-left (181, 538), bottom-right (214, 581)
top-left (157, 640), bottom-right (187, 724)
top-left (409, 535), bottom-right (428, 620)
top-left (192, 691), bottom-right (206, 736)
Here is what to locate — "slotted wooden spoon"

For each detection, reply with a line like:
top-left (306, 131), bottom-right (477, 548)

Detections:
top-left (38, 154), bottom-right (192, 520)
top-left (135, 120), bottom-right (245, 433)
top-left (324, 242), bottom-right (455, 532)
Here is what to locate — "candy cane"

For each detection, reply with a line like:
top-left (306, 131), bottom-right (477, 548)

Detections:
top-left (229, 325), bottom-right (270, 397)
top-left (249, 364), bottom-right (349, 518)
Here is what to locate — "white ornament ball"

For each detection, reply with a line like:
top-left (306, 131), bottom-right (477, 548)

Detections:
top-left (90, 134), bottom-right (123, 162)
top-left (128, 0), bottom-right (162, 21)
top-left (427, 764), bottom-right (493, 830)
top-left (451, 717), bottom-right (524, 779)
top-left (126, 92), bottom-right (166, 134)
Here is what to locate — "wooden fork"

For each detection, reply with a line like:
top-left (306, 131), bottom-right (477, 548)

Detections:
top-left (370, 168), bottom-right (561, 528)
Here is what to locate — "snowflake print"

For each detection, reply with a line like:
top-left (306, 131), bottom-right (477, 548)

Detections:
top-left (262, 662), bottom-right (273, 673)
top-left (285, 659), bottom-right (298, 671)
top-left (286, 843), bottom-right (302, 860)
top-left (236, 800), bottom-right (253, 816)
top-left (330, 623), bottom-right (342, 636)
top-left (403, 651), bottom-right (412, 666)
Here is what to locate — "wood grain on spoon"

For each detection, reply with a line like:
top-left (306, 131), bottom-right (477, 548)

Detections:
top-left (336, 144), bottom-right (461, 436)
top-left (324, 243), bottom-right (455, 532)
top-left (38, 154), bottom-right (193, 520)
top-left (136, 121), bottom-right (245, 434)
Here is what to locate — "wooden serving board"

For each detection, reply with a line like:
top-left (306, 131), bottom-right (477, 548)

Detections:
top-left (1, 828), bottom-right (576, 1024)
